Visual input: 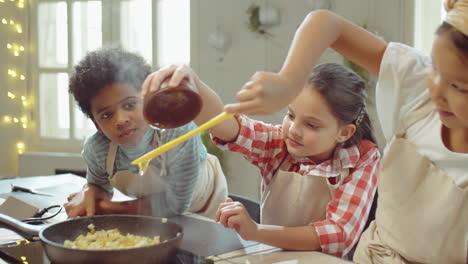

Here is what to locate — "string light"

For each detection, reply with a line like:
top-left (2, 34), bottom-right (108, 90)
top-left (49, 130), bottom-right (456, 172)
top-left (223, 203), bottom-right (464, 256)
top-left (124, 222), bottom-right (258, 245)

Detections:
top-left (7, 69), bottom-right (26, 80)
top-left (16, 141), bottom-right (25, 154)
top-left (2, 0), bottom-right (30, 160)
top-left (20, 115), bottom-right (27, 128)
top-left (8, 68), bottom-right (17, 77)
top-left (6, 43), bottom-right (25, 56)
top-left (2, 114), bottom-right (29, 127)
top-left (21, 95), bottom-right (28, 106)
top-left (3, 115), bottom-right (12, 124)
top-left (1, 18), bottom-right (22, 34)
top-left (6, 91), bottom-right (29, 106)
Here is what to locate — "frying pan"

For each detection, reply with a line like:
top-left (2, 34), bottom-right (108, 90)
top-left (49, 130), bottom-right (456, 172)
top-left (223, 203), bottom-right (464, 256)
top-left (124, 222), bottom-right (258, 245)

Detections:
top-left (0, 213), bottom-right (183, 264)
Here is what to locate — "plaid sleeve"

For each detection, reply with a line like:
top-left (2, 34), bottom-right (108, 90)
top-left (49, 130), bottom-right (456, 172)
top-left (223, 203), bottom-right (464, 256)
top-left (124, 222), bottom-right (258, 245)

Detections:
top-left (211, 114), bottom-right (286, 183)
top-left (311, 147), bottom-right (380, 257)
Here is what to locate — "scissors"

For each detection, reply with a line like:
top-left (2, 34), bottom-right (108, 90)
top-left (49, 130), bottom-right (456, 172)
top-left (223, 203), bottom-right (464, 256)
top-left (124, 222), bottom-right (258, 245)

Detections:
top-left (11, 184), bottom-right (55, 196)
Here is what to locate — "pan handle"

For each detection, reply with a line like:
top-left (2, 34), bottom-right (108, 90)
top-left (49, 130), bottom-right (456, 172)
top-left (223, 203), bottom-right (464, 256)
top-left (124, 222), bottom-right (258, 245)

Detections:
top-left (0, 213), bottom-right (42, 241)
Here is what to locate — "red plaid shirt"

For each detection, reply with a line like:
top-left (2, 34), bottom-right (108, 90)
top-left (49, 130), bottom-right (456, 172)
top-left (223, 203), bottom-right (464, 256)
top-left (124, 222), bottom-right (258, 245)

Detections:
top-left (212, 114), bottom-right (380, 257)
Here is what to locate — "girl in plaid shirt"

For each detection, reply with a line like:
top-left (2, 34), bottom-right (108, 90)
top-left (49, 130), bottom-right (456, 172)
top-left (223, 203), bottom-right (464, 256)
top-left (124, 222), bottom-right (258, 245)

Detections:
top-left (141, 63), bottom-right (380, 257)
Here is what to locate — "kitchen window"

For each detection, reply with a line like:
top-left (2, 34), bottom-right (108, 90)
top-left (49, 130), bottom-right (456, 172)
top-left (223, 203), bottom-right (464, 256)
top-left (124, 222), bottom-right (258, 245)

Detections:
top-left (34, 0), bottom-right (190, 152)
top-left (414, 0), bottom-right (446, 54)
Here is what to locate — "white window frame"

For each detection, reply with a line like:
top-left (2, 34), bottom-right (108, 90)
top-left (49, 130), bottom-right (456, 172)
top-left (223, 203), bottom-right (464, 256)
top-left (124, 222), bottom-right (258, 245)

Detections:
top-left (414, 0), bottom-right (445, 55)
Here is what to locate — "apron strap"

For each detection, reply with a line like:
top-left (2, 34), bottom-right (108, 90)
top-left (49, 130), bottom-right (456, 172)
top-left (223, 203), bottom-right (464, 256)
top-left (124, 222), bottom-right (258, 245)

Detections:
top-left (395, 99), bottom-right (435, 137)
top-left (106, 142), bottom-right (118, 177)
top-left (106, 128), bottom-right (167, 179)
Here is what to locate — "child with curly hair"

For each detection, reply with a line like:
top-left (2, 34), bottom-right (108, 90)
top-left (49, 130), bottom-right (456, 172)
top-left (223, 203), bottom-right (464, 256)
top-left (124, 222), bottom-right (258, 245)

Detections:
top-left (64, 47), bottom-right (227, 219)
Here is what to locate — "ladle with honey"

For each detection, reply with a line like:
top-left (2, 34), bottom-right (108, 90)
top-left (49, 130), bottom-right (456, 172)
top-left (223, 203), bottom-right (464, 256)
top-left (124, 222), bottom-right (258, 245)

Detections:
top-left (132, 79), bottom-right (233, 174)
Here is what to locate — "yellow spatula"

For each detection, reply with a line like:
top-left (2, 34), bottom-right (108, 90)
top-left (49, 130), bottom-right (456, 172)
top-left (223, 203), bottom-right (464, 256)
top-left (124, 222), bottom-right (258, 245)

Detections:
top-left (131, 112), bottom-right (234, 174)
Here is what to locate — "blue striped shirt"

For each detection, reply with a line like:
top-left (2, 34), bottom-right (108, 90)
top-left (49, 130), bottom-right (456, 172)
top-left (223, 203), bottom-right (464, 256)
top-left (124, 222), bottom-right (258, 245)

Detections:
top-left (82, 122), bottom-right (207, 216)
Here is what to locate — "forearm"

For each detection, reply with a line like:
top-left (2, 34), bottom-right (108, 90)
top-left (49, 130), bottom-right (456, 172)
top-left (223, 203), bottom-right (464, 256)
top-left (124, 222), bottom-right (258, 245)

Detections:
top-left (193, 77), bottom-right (240, 142)
top-left (280, 10), bottom-right (386, 85)
top-left (280, 10), bottom-right (343, 87)
top-left (254, 224), bottom-right (321, 251)
top-left (97, 198), bottom-right (152, 215)
top-left (84, 183), bottom-right (113, 200)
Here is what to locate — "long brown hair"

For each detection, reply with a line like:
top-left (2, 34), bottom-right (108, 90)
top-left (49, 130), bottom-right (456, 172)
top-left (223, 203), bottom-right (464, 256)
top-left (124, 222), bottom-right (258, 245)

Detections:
top-left (309, 63), bottom-right (376, 148)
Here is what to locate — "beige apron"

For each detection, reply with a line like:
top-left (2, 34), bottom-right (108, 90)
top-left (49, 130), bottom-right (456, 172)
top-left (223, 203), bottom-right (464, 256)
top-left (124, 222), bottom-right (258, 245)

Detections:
top-left (261, 158), bottom-right (349, 226)
top-left (106, 131), bottom-right (228, 219)
top-left (187, 153), bottom-right (228, 219)
top-left (107, 132), bottom-right (167, 197)
top-left (353, 101), bottom-right (468, 264)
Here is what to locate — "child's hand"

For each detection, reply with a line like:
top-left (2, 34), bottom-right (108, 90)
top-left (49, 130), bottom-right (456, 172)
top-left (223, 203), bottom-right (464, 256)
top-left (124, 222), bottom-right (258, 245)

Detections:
top-left (224, 71), bottom-right (303, 115)
top-left (141, 64), bottom-right (199, 97)
top-left (64, 184), bottom-right (99, 217)
top-left (215, 198), bottom-right (258, 241)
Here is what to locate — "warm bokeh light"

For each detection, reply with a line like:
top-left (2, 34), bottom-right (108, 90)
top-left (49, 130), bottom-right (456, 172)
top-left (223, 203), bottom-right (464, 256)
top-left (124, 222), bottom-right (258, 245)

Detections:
top-left (16, 141), bottom-right (25, 154)
top-left (3, 115), bottom-right (12, 124)
top-left (7, 69), bottom-right (18, 77)
top-left (2, 0), bottom-right (30, 159)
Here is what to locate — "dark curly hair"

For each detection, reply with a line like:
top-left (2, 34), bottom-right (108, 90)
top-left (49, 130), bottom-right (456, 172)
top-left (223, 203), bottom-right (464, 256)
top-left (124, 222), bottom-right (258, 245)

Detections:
top-left (69, 47), bottom-right (152, 119)
top-left (309, 63), bottom-right (376, 148)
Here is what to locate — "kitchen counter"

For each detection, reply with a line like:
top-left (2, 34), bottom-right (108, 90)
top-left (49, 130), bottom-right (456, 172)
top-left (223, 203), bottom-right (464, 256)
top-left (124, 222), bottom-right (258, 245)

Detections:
top-left (0, 174), bottom-right (352, 264)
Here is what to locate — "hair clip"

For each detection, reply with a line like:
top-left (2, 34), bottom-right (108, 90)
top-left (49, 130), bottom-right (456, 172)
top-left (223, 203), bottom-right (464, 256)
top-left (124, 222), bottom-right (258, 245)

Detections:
top-left (354, 107), bottom-right (366, 125)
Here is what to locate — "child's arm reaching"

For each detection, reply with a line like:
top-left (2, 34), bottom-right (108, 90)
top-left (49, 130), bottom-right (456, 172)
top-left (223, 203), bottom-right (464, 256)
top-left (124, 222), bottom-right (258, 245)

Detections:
top-left (141, 64), bottom-right (240, 142)
top-left (96, 197), bottom-right (152, 215)
top-left (64, 183), bottom-right (112, 217)
top-left (225, 9), bottom-right (387, 115)
top-left (216, 199), bottom-right (321, 251)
